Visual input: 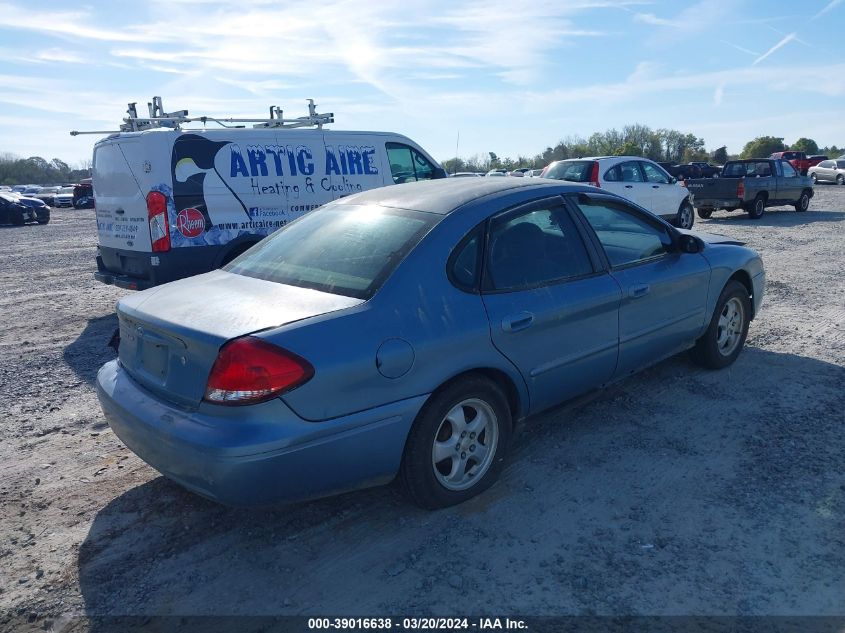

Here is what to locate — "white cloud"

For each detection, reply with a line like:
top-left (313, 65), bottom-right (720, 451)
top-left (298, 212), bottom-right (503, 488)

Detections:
top-left (752, 33), bottom-right (796, 66)
top-left (812, 0), bottom-right (843, 19)
top-left (713, 83), bottom-right (724, 106)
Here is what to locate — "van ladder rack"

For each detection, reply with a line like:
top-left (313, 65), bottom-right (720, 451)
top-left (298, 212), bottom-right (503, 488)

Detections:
top-left (70, 96), bottom-right (334, 135)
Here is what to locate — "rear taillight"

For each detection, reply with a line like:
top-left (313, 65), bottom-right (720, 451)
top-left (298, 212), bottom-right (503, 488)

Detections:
top-left (204, 337), bottom-right (314, 406)
top-left (147, 191), bottom-right (170, 253)
top-left (737, 181), bottom-right (745, 198)
top-left (590, 161), bottom-right (600, 187)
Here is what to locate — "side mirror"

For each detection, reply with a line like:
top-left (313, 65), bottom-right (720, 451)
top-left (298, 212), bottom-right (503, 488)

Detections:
top-left (677, 233), bottom-right (701, 254)
top-left (670, 176), bottom-right (678, 184)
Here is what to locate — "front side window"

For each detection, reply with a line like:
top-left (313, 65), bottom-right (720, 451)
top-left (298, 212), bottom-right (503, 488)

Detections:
top-left (386, 143), bottom-right (437, 183)
top-left (572, 197), bottom-right (673, 268)
top-left (837, 161), bottom-right (845, 169)
top-left (486, 205), bottom-right (593, 291)
top-left (226, 204), bottom-right (437, 299)
top-left (619, 161), bottom-right (644, 183)
top-left (781, 161), bottom-right (797, 177)
top-left (641, 161), bottom-right (670, 184)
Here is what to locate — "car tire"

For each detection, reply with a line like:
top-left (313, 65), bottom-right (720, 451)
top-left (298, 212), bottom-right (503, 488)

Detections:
top-left (697, 208), bottom-right (713, 220)
top-left (399, 375), bottom-right (512, 509)
top-left (746, 194), bottom-right (766, 219)
top-left (37, 219), bottom-right (49, 225)
top-left (674, 200), bottom-right (695, 229)
top-left (837, 175), bottom-right (844, 186)
top-left (794, 190), bottom-right (810, 212)
top-left (690, 280), bottom-right (751, 370)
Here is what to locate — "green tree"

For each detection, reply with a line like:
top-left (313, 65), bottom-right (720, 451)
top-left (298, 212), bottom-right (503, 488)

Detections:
top-left (740, 136), bottom-right (786, 159)
top-left (712, 146), bottom-right (728, 165)
top-left (791, 137), bottom-right (819, 154)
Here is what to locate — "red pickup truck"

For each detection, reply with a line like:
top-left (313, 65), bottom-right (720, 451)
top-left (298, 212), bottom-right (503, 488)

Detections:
top-left (769, 151), bottom-right (817, 175)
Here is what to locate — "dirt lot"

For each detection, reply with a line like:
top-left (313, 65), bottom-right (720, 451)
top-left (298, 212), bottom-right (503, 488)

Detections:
top-left (1, 187), bottom-right (843, 628)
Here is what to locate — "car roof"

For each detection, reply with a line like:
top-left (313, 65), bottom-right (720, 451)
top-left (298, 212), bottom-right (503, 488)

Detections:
top-left (333, 177), bottom-right (579, 215)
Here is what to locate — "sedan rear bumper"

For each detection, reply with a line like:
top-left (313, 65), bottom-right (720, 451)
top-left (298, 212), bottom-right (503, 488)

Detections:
top-left (96, 360), bottom-right (427, 505)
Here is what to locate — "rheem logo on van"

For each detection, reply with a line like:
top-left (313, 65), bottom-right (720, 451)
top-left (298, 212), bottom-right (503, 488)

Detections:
top-left (176, 208), bottom-right (205, 238)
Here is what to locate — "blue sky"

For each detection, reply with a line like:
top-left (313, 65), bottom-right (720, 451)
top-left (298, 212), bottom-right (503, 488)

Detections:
top-left (0, 0), bottom-right (843, 166)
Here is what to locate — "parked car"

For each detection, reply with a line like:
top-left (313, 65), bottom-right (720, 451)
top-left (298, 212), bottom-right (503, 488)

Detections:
top-left (686, 158), bottom-right (813, 219)
top-left (770, 151), bottom-right (811, 175)
top-left (73, 181), bottom-right (94, 209)
top-left (807, 155), bottom-right (828, 169)
top-left (53, 186), bottom-right (75, 207)
top-left (688, 162), bottom-right (723, 178)
top-left (541, 157), bottom-right (695, 228)
top-left (450, 172), bottom-right (483, 178)
top-left (96, 178), bottom-right (765, 508)
top-left (808, 159), bottom-right (845, 185)
top-left (0, 192), bottom-right (47, 225)
top-left (508, 168), bottom-right (531, 177)
top-left (485, 169), bottom-right (508, 177)
top-left (15, 195), bottom-right (51, 224)
top-left (657, 162), bottom-right (702, 180)
top-left (34, 186), bottom-right (60, 206)
top-left (524, 169), bottom-right (544, 178)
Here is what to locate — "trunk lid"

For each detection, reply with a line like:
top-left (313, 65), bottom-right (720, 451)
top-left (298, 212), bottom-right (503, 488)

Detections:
top-left (117, 270), bottom-right (363, 407)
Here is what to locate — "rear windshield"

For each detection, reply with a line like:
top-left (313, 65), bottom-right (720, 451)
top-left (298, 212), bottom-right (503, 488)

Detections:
top-left (543, 161), bottom-right (593, 182)
top-left (225, 204), bottom-right (438, 299)
top-left (722, 162), bottom-right (773, 177)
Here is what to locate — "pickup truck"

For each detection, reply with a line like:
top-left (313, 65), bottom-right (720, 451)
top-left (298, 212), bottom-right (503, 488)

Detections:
top-left (769, 151), bottom-right (812, 175)
top-left (685, 158), bottom-right (813, 220)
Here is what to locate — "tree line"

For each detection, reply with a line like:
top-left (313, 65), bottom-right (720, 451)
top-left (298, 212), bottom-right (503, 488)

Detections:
top-left (0, 153), bottom-right (92, 186)
top-left (441, 125), bottom-right (842, 174)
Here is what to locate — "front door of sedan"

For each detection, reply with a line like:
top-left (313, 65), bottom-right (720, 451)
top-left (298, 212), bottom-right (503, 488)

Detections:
top-left (480, 199), bottom-right (621, 414)
top-left (568, 194), bottom-right (710, 378)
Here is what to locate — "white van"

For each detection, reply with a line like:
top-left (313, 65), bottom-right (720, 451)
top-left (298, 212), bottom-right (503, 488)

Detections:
top-left (87, 99), bottom-right (446, 289)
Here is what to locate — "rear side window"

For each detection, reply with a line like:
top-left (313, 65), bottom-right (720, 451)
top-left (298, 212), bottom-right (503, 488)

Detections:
top-left (486, 205), bottom-right (593, 291)
top-left (226, 204), bottom-right (437, 299)
top-left (386, 143), bottom-right (437, 183)
top-left (619, 161), bottom-right (644, 183)
top-left (781, 161), bottom-right (797, 177)
top-left (543, 161), bottom-right (592, 182)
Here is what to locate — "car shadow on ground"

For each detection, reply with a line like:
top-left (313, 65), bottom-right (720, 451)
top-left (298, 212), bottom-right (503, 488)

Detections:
top-left (63, 314), bottom-right (118, 386)
top-left (75, 346), bottom-right (845, 620)
top-left (700, 209), bottom-right (845, 227)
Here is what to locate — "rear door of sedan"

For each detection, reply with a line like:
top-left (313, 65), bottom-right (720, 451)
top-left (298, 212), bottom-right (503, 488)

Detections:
top-left (567, 193), bottom-right (710, 377)
top-left (480, 197), bottom-right (621, 413)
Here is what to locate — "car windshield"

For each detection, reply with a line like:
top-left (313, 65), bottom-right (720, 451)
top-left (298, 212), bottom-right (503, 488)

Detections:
top-left (543, 161), bottom-right (592, 182)
top-left (225, 204), bottom-right (439, 299)
top-left (59, 187), bottom-right (74, 194)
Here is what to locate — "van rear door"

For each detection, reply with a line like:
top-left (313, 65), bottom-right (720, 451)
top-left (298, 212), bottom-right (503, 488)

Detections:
top-left (93, 139), bottom-right (150, 252)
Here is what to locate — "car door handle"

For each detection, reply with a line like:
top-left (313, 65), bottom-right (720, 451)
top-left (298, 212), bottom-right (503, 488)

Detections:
top-left (115, 208), bottom-right (125, 215)
top-left (629, 284), bottom-right (650, 298)
top-left (502, 312), bottom-right (534, 333)
top-left (624, 185), bottom-right (633, 189)
top-left (652, 185), bottom-right (660, 189)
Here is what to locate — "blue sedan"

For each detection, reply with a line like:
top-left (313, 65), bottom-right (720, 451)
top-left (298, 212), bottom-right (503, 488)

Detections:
top-left (97, 178), bottom-right (765, 508)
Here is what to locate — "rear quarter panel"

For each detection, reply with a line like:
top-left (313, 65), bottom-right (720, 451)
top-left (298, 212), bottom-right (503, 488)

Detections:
top-left (266, 191), bottom-right (535, 423)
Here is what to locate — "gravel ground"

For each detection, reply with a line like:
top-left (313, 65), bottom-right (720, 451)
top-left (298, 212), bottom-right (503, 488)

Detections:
top-left (0, 187), bottom-right (843, 629)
